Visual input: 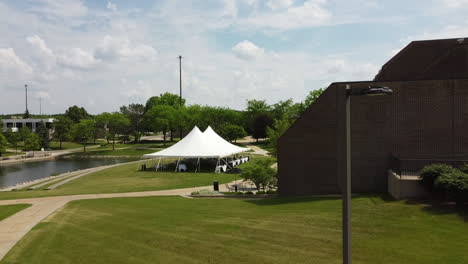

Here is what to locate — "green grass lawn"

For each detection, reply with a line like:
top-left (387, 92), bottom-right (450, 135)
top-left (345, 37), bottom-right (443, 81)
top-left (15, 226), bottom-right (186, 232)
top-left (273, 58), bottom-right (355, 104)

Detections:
top-left (2, 196), bottom-right (467, 264)
top-left (0, 162), bottom-right (237, 201)
top-left (2, 152), bottom-right (25, 158)
top-left (49, 142), bottom-right (85, 150)
top-left (0, 204), bottom-right (31, 221)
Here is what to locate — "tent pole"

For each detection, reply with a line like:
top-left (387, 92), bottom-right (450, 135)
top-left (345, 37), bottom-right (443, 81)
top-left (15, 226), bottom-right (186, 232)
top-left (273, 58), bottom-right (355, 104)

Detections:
top-left (175, 157), bottom-right (181, 172)
top-left (156, 158), bottom-right (161, 172)
top-left (195, 158), bottom-right (200, 173)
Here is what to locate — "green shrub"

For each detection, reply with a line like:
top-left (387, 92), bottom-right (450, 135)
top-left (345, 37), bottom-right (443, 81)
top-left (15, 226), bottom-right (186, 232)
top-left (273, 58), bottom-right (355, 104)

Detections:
top-left (245, 191), bottom-right (254, 195)
top-left (435, 171), bottom-right (468, 204)
top-left (256, 191), bottom-right (266, 195)
top-left (419, 164), bottom-right (455, 192)
top-left (459, 164), bottom-right (468, 174)
top-left (266, 190), bottom-right (277, 194)
top-left (240, 158), bottom-right (277, 191)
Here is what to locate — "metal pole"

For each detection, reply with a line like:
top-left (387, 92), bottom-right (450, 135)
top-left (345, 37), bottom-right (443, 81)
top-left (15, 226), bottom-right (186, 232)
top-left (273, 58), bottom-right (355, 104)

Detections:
top-left (25, 84), bottom-right (28, 113)
top-left (39, 97), bottom-right (42, 115)
top-left (178, 55), bottom-right (183, 140)
top-left (343, 84), bottom-right (352, 264)
top-left (179, 55), bottom-right (182, 106)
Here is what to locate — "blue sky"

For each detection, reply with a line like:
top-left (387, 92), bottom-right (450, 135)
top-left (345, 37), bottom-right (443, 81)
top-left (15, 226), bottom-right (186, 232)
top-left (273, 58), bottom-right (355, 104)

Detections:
top-left (1, 0), bottom-right (468, 114)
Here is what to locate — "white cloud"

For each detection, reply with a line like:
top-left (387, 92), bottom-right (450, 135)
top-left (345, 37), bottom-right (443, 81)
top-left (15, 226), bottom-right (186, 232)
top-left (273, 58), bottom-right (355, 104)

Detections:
top-left (440, 0), bottom-right (468, 8)
top-left (267, 0), bottom-right (295, 10)
top-left (232, 40), bottom-right (265, 60)
top-left (31, 0), bottom-right (88, 18)
top-left (0, 48), bottom-right (33, 85)
top-left (246, 0), bottom-right (332, 30)
top-left (94, 35), bottom-right (157, 62)
top-left (106, 1), bottom-right (117, 12)
top-left (58, 48), bottom-right (98, 69)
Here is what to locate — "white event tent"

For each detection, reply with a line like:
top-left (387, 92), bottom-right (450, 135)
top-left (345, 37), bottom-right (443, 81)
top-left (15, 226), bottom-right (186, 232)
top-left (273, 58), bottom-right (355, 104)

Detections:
top-left (143, 126), bottom-right (250, 172)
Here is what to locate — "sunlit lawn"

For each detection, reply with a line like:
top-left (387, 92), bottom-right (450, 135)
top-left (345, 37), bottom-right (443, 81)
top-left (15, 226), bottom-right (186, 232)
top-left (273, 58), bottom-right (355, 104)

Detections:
top-left (0, 162), bottom-right (237, 201)
top-left (0, 204), bottom-right (31, 221)
top-left (2, 196), bottom-right (467, 264)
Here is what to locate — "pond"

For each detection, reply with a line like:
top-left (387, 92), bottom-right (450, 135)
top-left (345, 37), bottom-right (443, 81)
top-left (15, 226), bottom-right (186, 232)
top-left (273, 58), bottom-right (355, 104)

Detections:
top-left (0, 157), bottom-right (137, 188)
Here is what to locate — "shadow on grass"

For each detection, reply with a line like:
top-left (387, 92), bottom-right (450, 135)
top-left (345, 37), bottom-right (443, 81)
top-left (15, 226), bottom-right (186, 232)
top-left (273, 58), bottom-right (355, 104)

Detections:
top-left (404, 198), bottom-right (468, 222)
top-left (242, 195), bottom-right (341, 206)
top-left (242, 193), bottom-right (396, 207)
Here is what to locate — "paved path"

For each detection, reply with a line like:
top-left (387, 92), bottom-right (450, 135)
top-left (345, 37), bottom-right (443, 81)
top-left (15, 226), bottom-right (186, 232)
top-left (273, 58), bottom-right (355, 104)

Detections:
top-left (246, 145), bottom-right (270, 156)
top-left (0, 183), bottom-right (236, 261)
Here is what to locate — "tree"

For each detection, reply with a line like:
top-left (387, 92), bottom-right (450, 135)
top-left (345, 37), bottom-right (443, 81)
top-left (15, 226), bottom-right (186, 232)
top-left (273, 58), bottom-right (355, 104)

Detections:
top-left (97, 113), bottom-right (130, 150)
top-left (24, 133), bottom-right (41, 153)
top-left (246, 99), bottom-right (271, 114)
top-left (0, 133), bottom-right (7, 157)
top-left (266, 119), bottom-right (293, 156)
top-left (144, 105), bottom-right (176, 146)
top-left (304, 88), bottom-right (325, 108)
top-left (120, 103), bottom-right (145, 143)
top-left (53, 116), bottom-right (73, 149)
top-left (222, 125), bottom-right (247, 142)
top-left (71, 120), bottom-right (93, 152)
top-left (240, 158), bottom-right (277, 191)
top-left (65, 105), bottom-right (90, 123)
top-left (4, 129), bottom-right (20, 154)
top-left (19, 127), bottom-right (31, 144)
top-left (36, 121), bottom-right (50, 149)
top-left (23, 109), bottom-right (30, 119)
top-left (145, 92), bottom-right (185, 111)
top-left (252, 113), bottom-right (274, 142)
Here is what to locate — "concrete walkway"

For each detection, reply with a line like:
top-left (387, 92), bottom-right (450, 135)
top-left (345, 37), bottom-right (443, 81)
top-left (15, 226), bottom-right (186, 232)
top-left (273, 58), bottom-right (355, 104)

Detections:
top-left (0, 183), bottom-right (235, 261)
top-left (246, 145), bottom-right (269, 156)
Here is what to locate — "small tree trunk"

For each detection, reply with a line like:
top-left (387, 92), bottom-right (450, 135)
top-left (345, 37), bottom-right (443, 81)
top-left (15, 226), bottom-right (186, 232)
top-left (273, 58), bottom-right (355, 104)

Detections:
top-left (163, 132), bottom-right (167, 147)
top-left (112, 136), bottom-right (115, 151)
top-left (60, 140), bottom-right (63, 149)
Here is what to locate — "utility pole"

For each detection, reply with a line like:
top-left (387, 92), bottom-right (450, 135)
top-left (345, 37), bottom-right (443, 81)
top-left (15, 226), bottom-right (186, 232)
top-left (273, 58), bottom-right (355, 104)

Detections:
top-left (25, 84), bottom-right (28, 113)
top-left (39, 97), bottom-right (42, 116)
top-left (178, 55), bottom-right (183, 139)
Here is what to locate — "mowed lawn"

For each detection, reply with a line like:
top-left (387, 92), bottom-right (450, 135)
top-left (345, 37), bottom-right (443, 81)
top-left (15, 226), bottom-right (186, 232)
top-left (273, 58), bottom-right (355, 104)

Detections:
top-left (2, 196), bottom-right (468, 264)
top-left (0, 163), bottom-right (237, 200)
top-left (0, 204), bottom-right (31, 221)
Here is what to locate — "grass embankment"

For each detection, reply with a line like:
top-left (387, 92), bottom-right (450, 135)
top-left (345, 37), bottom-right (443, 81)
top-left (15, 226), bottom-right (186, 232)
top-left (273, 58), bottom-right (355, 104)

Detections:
top-left (1, 152), bottom-right (25, 158)
top-left (69, 148), bottom-right (159, 157)
top-left (3, 196), bottom-right (468, 264)
top-left (0, 162), bottom-right (237, 201)
top-left (0, 204), bottom-right (31, 221)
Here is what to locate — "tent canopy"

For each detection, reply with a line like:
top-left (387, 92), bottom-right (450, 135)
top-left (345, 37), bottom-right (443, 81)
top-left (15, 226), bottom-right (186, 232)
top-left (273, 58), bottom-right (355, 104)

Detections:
top-left (143, 126), bottom-right (250, 158)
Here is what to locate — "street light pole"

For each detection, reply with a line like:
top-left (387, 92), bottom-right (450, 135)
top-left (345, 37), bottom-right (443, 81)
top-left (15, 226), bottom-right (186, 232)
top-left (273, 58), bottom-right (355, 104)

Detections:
top-left (343, 85), bottom-right (352, 264)
top-left (178, 55), bottom-right (183, 140)
top-left (342, 84), bottom-right (392, 264)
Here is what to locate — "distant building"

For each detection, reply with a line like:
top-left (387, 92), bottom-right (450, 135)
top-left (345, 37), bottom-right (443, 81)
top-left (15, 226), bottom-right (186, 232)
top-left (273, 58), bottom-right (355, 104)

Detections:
top-left (278, 37), bottom-right (468, 195)
top-left (2, 118), bottom-right (54, 133)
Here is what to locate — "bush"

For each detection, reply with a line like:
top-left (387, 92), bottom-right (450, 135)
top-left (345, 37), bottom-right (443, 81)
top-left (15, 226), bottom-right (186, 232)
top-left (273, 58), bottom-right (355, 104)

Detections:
top-left (240, 158), bottom-right (277, 191)
top-left (245, 191), bottom-right (254, 195)
top-left (435, 171), bottom-right (468, 204)
top-left (459, 164), bottom-right (468, 174)
top-left (419, 164), bottom-right (455, 192)
top-left (256, 191), bottom-right (266, 195)
top-left (266, 190), bottom-right (277, 194)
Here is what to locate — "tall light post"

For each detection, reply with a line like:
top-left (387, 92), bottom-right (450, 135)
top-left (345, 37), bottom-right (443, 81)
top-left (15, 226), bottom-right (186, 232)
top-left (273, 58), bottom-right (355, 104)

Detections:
top-left (25, 84), bottom-right (28, 112)
top-left (343, 84), bottom-right (392, 264)
top-left (178, 55), bottom-right (183, 139)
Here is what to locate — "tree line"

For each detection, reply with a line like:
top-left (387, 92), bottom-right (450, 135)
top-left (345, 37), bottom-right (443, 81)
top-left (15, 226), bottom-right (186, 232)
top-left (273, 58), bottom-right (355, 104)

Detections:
top-left (0, 89), bottom-right (324, 155)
